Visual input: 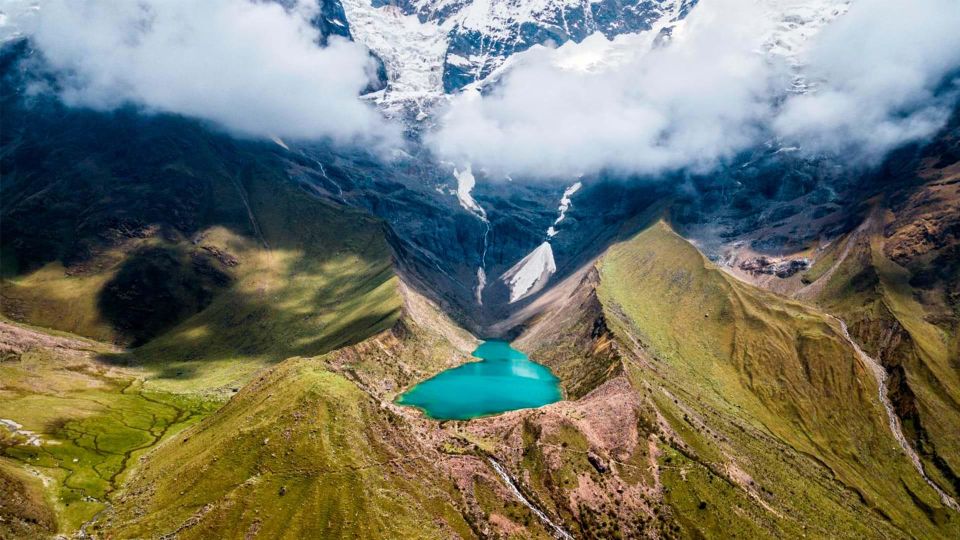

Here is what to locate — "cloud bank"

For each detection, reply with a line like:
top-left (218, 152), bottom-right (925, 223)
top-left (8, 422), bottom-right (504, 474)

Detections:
top-left (28, 0), bottom-right (397, 145)
top-left (774, 0), bottom-right (960, 160)
top-left (429, 0), bottom-right (960, 179)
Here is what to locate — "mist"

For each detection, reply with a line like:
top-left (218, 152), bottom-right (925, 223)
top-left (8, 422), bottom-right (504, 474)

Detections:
top-left (428, 0), bottom-right (960, 179)
top-left (27, 0), bottom-right (398, 146)
top-left (773, 0), bottom-right (960, 160)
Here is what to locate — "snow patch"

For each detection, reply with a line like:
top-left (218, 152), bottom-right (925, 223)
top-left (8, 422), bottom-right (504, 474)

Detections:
top-left (547, 180), bottom-right (581, 237)
top-left (476, 266), bottom-right (487, 304)
top-left (446, 53), bottom-right (472, 67)
top-left (271, 136), bottom-right (290, 150)
top-left (454, 164), bottom-right (487, 221)
top-left (338, 0), bottom-right (450, 104)
top-left (761, 0), bottom-right (852, 67)
top-left (451, 164), bottom-right (491, 304)
top-left (0, 0), bottom-right (39, 43)
top-left (1, 418), bottom-right (43, 446)
top-left (500, 241), bottom-right (557, 303)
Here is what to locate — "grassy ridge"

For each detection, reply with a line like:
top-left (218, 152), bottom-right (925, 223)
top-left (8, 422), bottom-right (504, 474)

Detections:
top-left (809, 212), bottom-right (960, 505)
top-left (105, 357), bottom-right (473, 539)
top-left (597, 221), bottom-right (957, 538)
top-left (100, 283), bottom-right (486, 539)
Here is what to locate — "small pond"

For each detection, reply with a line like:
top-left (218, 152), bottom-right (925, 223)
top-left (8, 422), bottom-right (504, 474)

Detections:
top-left (395, 340), bottom-right (563, 420)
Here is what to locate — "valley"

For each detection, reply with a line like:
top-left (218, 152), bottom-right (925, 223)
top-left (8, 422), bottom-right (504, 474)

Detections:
top-left (2, 1), bottom-right (960, 538)
top-left (3, 205), bottom-right (958, 538)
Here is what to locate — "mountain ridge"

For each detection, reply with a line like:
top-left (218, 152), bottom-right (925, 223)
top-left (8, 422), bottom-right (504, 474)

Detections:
top-left (2, 1), bottom-right (960, 538)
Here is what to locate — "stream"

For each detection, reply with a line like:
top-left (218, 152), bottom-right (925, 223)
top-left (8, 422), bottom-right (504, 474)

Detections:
top-left (487, 457), bottom-right (575, 540)
top-left (834, 317), bottom-right (960, 511)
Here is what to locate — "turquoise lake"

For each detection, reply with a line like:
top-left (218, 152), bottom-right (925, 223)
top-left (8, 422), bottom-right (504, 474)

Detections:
top-left (396, 340), bottom-right (563, 420)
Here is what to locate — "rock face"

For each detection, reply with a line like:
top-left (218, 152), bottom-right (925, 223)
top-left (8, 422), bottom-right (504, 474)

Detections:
top-left (738, 256), bottom-right (809, 278)
top-left (431, 0), bottom-right (697, 92)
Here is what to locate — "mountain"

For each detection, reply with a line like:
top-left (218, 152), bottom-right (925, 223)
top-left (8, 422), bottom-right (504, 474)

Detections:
top-left (71, 219), bottom-right (960, 539)
top-left (1, 0), bottom-right (960, 538)
top-left (342, 0), bottom-right (697, 100)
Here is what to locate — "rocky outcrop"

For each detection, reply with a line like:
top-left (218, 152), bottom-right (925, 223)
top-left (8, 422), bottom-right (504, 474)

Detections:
top-left (508, 266), bottom-right (624, 399)
top-left (737, 256), bottom-right (809, 278)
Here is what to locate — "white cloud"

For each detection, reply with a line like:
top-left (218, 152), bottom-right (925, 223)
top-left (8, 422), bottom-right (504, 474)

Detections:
top-left (428, 0), bottom-right (783, 179)
top-left (774, 0), bottom-right (960, 160)
top-left (428, 0), bottom-right (960, 179)
top-left (28, 0), bottom-right (398, 145)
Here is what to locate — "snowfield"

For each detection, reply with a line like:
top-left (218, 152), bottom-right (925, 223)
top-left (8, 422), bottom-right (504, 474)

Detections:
top-left (453, 165), bottom-right (487, 220)
top-left (500, 241), bottom-right (557, 303)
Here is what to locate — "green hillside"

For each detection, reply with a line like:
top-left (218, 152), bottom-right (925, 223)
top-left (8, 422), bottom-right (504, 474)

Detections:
top-left (0, 321), bottom-right (218, 533)
top-left (103, 356), bottom-right (473, 539)
top-left (593, 221), bottom-right (957, 538)
top-left (1, 109), bottom-right (402, 394)
top-left (801, 205), bottom-right (960, 508)
top-left (1, 107), bottom-right (408, 536)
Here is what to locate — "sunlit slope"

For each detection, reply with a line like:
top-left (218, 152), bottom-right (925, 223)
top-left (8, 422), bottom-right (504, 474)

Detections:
top-left (801, 204), bottom-right (960, 506)
top-left (2, 151), bottom-right (402, 393)
top-left (1, 98), bottom-right (403, 393)
top-left (0, 320), bottom-right (218, 536)
top-left (596, 221), bottom-right (957, 538)
top-left (125, 171), bottom-right (402, 394)
top-left (0, 252), bottom-right (409, 539)
top-left (105, 356), bottom-right (474, 540)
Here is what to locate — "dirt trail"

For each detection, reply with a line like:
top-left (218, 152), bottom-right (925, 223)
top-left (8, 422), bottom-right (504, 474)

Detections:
top-left (487, 457), bottom-right (575, 540)
top-left (832, 316), bottom-right (960, 512)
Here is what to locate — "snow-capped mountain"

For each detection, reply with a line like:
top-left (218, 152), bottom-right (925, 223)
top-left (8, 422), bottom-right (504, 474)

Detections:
top-left (316, 0), bottom-right (856, 123)
top-left (0, 0), bottom-right (894, 330)
top-left (296, 0), bottom-right (858, 325)
top-left (335, 0), bottom-right (697, 107)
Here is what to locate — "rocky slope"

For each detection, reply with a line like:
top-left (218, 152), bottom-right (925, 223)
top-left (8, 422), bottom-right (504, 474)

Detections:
top-left (681, 109), bottom-right (960, 512)
top-left (1, 2), bottom-right (960, 538)
top-left (499, 220), bottom-right (959, 538)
